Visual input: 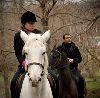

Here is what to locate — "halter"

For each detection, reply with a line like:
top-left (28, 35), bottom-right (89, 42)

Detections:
top-left (23, 41), bottom-right (46, 77)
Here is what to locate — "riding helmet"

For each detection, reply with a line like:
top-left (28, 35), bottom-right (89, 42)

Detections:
top-left (21, 11), bottom-right (37, 24)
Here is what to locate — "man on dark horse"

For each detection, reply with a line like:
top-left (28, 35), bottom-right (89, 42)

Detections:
top-left (50, 33), bottom-right (85, 98)
top-left (10, 11), bottom-right (42, 98)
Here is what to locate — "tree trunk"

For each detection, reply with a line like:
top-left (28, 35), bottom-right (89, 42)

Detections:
top-left (0, 0), bottom-right (10, 98)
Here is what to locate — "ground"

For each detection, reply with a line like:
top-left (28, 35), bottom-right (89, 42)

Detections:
top-left (0, 74), bottom-right (100, 98)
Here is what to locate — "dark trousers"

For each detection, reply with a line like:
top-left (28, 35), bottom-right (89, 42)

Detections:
top-left (10, 65), bottom-right (25, 98)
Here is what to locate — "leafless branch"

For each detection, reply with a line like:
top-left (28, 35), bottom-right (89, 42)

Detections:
top-left (51, 21), bottom-right (85, 36)
top-left (1, 50), bottom-right (14, 53)
top-left (35, 0), bottom-right (42, 5)
top-left (49, 12), bottom-right (92, 21)
top-left (85, 48), bottom-right (100, 63)
top-left (47, 0), bottom-right (58, 15)
top-left (75, 15), bottom-right (100, 36)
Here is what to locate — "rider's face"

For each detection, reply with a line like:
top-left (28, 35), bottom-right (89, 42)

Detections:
top-left (63, 35), bottom-right (72, 44)
top-left (24, 22), bottom-right (35, 31)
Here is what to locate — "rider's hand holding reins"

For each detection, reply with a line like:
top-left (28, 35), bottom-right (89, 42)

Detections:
top-left (67, 58), bottom-right (74, 64)
top-left (22, 61), bottom-right (27, 71)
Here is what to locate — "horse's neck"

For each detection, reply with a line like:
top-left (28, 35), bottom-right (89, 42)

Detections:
top-left (61, 52), bottom-right (70, 66)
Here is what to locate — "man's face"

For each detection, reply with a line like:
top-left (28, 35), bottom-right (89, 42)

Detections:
top-left (63, 34), bottom-right (72, 44)
top-left (24, 22), bottom-right (35, 31)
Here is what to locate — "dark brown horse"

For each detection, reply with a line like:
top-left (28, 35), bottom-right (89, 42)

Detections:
top-left (49, 48), bottom-right (78, 98)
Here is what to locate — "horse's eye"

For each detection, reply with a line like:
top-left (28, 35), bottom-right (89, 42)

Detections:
top-left (42, 52), bottom-right (45, 55)
top-left (27, 73), bottom-right (30, 76)
top-left (24, 52), bottom-right (28, 55)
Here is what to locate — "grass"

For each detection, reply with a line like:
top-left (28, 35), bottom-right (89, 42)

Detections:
top-left (85, 72), bottom-right (100, 98)
top-left (86, 80), bottom-right (100, 98)
top-left (86, 80), bottom-right (100, 90)
top-left (85, 71), bottom-right (100, 91)
top-left (0, 74), bottom-right (4, 82)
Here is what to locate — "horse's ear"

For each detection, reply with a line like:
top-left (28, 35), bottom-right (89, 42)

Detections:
top-left (20, 30), bottom-right (29, 43)
top-left (42, 30), bottom-right (50, 43)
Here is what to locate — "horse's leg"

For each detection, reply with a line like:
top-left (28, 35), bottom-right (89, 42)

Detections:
top-left (70, 80), bottom-right (78, 98)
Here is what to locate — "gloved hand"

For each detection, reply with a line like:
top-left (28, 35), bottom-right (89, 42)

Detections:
top-left (22, 61), bottom-right (27, 71)
top-left (67, 58), bottom-right (74, 64)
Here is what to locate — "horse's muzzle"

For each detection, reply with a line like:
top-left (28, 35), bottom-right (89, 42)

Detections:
top-left (32, 81), bottom-right (39, 87)
top-left (29, 77), bottom-right (41, 87)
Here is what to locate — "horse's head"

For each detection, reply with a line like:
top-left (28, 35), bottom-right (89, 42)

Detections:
top-left (20, 30), bottom-right (50, 87)
top-left (49, 48), bottom-right (70, 69)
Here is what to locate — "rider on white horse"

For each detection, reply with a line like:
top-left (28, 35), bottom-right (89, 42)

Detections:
top-left (10, 11), bottom-right (42, 98)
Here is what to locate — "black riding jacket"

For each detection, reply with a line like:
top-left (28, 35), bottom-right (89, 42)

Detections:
top-left (57, 42), bottom-right (82, 69)
top-left (14, 29), bottom-right (42, 66)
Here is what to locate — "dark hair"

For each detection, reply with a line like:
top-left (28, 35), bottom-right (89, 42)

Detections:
top-left (63, 33), bottom-right (71, 39)
top-left (21, 11), bottom-right (37, 24)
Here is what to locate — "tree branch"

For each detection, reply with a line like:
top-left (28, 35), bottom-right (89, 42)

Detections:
top-left (51, 20), bottom-right (85, 36)
top-left (47, 0), bottom-right (58, 15)
top-left (85, 48), bottom-right (100, 63)
top-left (49, 12), bottom-right (92, 21)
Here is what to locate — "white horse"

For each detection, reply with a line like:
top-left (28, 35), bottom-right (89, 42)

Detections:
top-left (20, 30), bottom-right (53, 98)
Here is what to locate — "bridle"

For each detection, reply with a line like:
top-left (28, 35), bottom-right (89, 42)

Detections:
top-left (27, 62), bottom-right (44, 69)
top-left (23, 41), bottom-right (46, 78)
top-left (26, 62), bottom-right (45, 77)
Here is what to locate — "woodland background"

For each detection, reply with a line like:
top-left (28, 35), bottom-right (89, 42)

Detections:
top-left (0, 0), bottom-right (100, 98)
